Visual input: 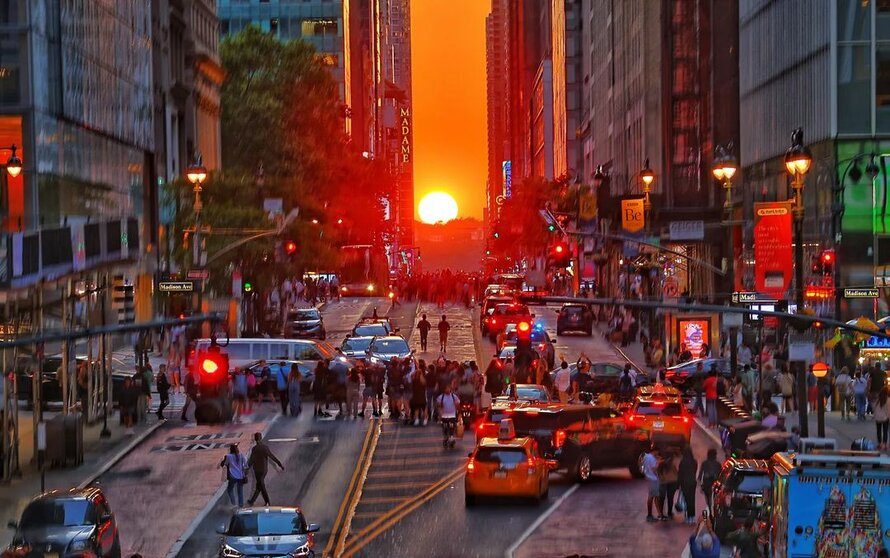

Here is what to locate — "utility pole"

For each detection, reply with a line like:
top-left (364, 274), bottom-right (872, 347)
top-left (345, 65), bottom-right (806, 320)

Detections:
top-left (100, 275), bottom-right (111, 438)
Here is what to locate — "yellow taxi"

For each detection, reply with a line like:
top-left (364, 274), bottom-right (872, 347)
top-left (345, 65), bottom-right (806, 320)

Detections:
top-left (465, 419), bottom-right (557, 506)
top-left (625, 383), bottom-right (692, 446)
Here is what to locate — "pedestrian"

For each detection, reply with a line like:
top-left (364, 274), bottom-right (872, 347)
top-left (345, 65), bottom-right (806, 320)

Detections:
top-left (438, 315), bottom-right (450, 353)
top-left (156, 365), bottom-right (170, 420)
top-left (853, 371), bottom-right (869, 421)
top-left (181, 368), bottom-right (198, 422)
top-left (231, 367), bottom-right (248, 423)
top-left (275, 361), bottom-right (289, 415)
top-left (359, 362), bottom-right (378, 418)
top-left (437, 384), bottom-right (459, 449)
top-left (657, 447), bottom-right (680, 521)
top-left (835, 366), bottom-right (852, 420)
top-left (258, 360), bottom-right (274, 403)
top-left (642, 444), bottom-right (660, 522)
top-left (742, 364), bottom-right (758, 410)
top-left (725, 517), bottom-right (761, 558)
top-left (698, 448), bottom-right (721, 510)
top-left (807, 368), bottom-right (818, 412)
top-left (874, 387), bottom-right (890, 451)
top-left (732, 376), bottom-right (745, 408)
top-left (411, 360), bottom-right (428, 426)
top-left (220, 443), bottom-right (248, 508)
top-left (692, 362), bottom-right (706, 417)
top-left (330, 359), bottom-right (349, 418)
top-left (688, 516), bottom-right (721, 558)
top-left (313, 361), bottom-right (330, 417)
top-left (778, 364), bottom-right (796, 413)
top-left (554, 359), bottom-right (572, 403)
top-left (618, 366), bottom-right (634, 403)
top-left (417, 313), bottom-right (432, 352)
top-left (140, 364), bottom-right (153, 422)
top-left (870, 364), bottom-right (888, 414)
top-left (287, 363), bottom-right (302, 417)
top-left (678, 446), bottom-right (698, 524)
top-left (703, 368), bottom-right (719, 428)
top-left (346, 365), bottom-right (361, 419)
top-left (246, 432), bottom-right (284, 506)
top-left (119, 377), bottom-right (139, 433)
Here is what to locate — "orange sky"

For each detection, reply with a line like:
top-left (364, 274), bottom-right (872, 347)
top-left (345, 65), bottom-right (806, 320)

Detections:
top-left (411, 0), bottom-right (489, 220)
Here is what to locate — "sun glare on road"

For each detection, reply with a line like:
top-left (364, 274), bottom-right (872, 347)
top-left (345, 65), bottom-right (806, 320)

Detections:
top-left (418, 191), bottom-right (459, 224)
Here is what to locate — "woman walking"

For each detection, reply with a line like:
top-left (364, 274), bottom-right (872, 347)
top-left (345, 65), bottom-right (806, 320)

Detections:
top-left (287, 363), bottom-right (302, 417)
top-left (411, 360), bottom-right (428, 426)
top-left (219, 444), bottom-right (248, 508)
top-left (678, 446), bottom-right (698, 524)
top-left (874, 387), bottom-right (890, 451)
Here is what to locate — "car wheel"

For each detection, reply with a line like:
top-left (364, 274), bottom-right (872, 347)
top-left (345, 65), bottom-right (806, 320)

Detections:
top-left (629, 451), bottom-right (646, 479)
top-left (465, 493), bottom-right (476, 507)
top-left (575, 455), bottom-right (593, 483)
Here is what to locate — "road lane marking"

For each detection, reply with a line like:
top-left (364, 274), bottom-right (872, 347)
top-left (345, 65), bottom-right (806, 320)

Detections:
top-left (341, 465), bottom-right (465, 558)
top-left (366, 468), bottom-right (454, 479)
top-left (371, 454), bottom-right (463, 467)
top-left (324, 419), bottom-right (380, 558)
top-left (355, 496), bottom-right (406, 505)
top-left (504, 483), bottom-right (579, 558)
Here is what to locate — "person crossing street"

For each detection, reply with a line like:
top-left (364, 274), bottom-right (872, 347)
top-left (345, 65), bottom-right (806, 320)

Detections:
top-left (418, 313), bottom-right (432, 352)
top-left (438, 314), bottom-right (450, 353)
top-left (247, 432), bottom-right (284, 507)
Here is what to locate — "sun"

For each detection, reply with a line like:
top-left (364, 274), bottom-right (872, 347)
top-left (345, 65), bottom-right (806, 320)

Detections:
top-left (418, 192), bottom-right (459, 224)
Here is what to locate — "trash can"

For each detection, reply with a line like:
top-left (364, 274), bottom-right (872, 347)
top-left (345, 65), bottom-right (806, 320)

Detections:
top-left (63, 412), bottom-right (83, 466)
top-left (45, 415), bottom-right (66, 467)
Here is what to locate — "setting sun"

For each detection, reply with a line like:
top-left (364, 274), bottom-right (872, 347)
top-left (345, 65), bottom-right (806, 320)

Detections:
top-left (418, 192), bottom-right (459, 224)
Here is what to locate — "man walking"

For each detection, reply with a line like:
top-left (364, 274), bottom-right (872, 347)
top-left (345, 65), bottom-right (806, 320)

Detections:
top-left (247, 432), bottom-right (284, 506)
top-left (417, 314), bottom-right (432, 352)
top-left (703, 367), bottom-right (719, 428)
top-left (642, 444), bottom-right (660, 522)
top-left (438, 315), bottom-right (450, 353)
top-left (181, 368), bottom-right (198, 422)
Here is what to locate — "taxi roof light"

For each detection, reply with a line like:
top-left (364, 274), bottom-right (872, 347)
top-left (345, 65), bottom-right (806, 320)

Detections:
top-left (498, 418), bottom-right (516, 440)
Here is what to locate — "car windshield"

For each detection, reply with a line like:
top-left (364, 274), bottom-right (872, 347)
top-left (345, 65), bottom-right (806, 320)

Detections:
top-left (289, 310), bottom-right (320, 321)
top-left (353, 324), bottom-right (387, 336)
top-left (635, 402), bottom-right (684, 416)
top-left (488, 410), bottom-right (560, 432)
top-left (228, 511), bottom-right (307, 536)
top-left (342, 338), bottom-right (372, 352)
top-left (474, 447), bottom-right (527, 464)
top-left (730, 473), bottom-right (770, 494)
top-left (494, 304), bottom-right (530, 317)
top-left (371, 339), bottom-right (409, 353)
top-left (510, 386), bottom-right (549, 401)
top-left (563, 306), bottom-right (585, 315)
top-left (20, 499), bottom-right (96, 528)
top-left (497, 347), bottom-right (516, 358)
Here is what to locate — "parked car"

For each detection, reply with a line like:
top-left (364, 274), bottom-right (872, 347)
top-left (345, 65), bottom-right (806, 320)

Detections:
top-left (548, 361), bottom-right (648, 395)
top-left (5, 487), bottom-right (122, 557)
top-left (556, 303), bottom-right (594, 336)
top-left (283, 308), bottom-right (326, 340)
top-left (216, 506), bottom-right (319, 558)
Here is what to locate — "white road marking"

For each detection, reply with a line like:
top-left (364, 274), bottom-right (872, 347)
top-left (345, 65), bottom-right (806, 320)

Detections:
top-left (503, 483), bottom-right (579, 558)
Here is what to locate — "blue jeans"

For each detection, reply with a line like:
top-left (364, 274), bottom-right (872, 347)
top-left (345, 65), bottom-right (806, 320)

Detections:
top-left (227, 479), bottom-right (245, 507)
top-left (706, 398), bottom-right (717, 426)
top-left (855, 393), bottom-right (867, 420)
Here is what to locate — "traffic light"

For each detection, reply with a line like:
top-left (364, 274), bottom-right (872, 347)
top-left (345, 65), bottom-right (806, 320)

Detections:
top-left (516, 321), bottom-right (532, 340)
top-left (284, 240), bottom-right (297, 255)
top-left (547, 223), bottom-right (557, 233)
top-left (197, 346), bottom-right (229, 388)
top-left (550, 242), bottom-right (571, 267)
top-left (810, 255), bottom-right (823, 275)
top-left (243, 280), bottom-right (254, 293)
top-left (820, 250), bottom-right (835, 276)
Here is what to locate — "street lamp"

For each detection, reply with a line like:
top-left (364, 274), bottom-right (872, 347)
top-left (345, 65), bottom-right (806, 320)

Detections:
top-left (3, 145), bottom-right (22, 178)
top-left (811, 361), bottom-right (830, 437)
top-left (713, 143), bottom-right (739, 376)
top-left (784, 128), bottom-right (813, 437)
top-left (640, 159), bottom-right (655, 232)
top-left (593, 165), bottom-right (607, 189)
top-left (186, 153), bottom-right (208, 215)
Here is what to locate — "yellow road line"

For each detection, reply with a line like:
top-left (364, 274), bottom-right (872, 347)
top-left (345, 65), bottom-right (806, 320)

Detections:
top-left (361, 480), bottom-right (446, 492)
top-left (371, 455), bottom-right (464, 467)
top-left (366, 468), bottom-right (453, 479)
top-left (342, 466), bottom-right (465, 558)
top-left (323, 420), bottom-right (376, 558)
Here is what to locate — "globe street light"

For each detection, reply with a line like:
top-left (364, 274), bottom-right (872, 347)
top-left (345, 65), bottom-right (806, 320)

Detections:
top-left (640, 158), bottom-right (655, 232)
top-left (4, 145), bottom-right (22, 178)
top-left (785, 128), bottom-right (813, 437)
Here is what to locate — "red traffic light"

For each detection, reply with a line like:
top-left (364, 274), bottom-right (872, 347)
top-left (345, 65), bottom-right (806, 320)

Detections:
top-left (201, 358), bottom-right (219, 374)
top-left (284, 240), bottom-right (297, 255)
top-left (821, 250), bottom-right (834, 265)
top-left (197, 348), bottom-right (228, 379)
top-left (517, 321), bottom-right (531, 333)
top-left (554, 244), bottom-right (564, 254)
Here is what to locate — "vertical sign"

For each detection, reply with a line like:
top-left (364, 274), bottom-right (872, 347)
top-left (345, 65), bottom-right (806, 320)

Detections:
top-left (620, 198), bottom-right (645, 233)
top-left (400, 107), bottom-right (411, 163)
top-left (502, 160), bottom-right (512, 198)
top-left (754, 201), bottom-right (793, 301)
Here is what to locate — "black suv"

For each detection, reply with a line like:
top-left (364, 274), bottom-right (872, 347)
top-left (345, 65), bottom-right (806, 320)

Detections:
top-left (556, 304), bottom-right (594, 336)
top-left (484, 404), bottom-right (649, 482)
top-left (6, 487), bottom-right (122, 557)
top-left (709, 458), bottom-right (771, 539)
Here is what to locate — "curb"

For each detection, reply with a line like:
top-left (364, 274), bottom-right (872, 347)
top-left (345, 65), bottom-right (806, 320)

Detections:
top-left (504, 483), bottom-right (579, 558)
top-left (164, 414), bottom-right (280, 558)
top-left (77, 420), bottom-right (165, 490)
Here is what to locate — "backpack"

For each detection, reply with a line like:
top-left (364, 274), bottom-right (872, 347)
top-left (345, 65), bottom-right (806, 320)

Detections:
top-left (247, 373), bottom-right (257, 389)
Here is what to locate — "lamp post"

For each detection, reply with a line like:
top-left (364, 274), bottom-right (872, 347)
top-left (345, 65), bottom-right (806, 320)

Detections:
top-left (2, 145), bottom-right (22, 178)
top-left (713, 144), bottom-right (739, 377)
top-left (811, 361), bottom-right (829, 437)
top-left (639, 159), bottom-right (656, 340)
top-left (784, 128), bottom-right (813, 437)
top-left (186, 153), bottom-right (208, 313)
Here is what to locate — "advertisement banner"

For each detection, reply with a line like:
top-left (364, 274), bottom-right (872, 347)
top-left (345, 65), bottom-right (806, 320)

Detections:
top-left (621, 198), bottom-right (645, 233)
top-left (754, 201), bottom-right (793, 301)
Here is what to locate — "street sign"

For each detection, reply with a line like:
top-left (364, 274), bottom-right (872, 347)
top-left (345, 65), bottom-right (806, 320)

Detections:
top-left (158, 281), bottom-right (194, 293)
top-left (668, 220), bottom-right (704, 241)
top-left (621, 198), bottom-right (645, 233)
top-left (844, 288), bottom-right (879, 298)
top-left (731, 291), bottom-right (777, 304)
top-left (187, 269), bottom-right (209, 280)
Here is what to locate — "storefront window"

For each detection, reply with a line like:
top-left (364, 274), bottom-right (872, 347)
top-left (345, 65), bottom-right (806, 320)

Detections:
top-left (839, 0), bottom-right (872, 42)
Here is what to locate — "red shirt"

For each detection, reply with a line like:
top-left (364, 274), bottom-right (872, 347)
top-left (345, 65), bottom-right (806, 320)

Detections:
top-left (703, 376), bottom-right (718, 399)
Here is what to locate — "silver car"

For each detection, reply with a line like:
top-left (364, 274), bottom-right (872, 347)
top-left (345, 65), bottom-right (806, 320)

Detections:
top-left (217, 507), bottom-right (319, 558)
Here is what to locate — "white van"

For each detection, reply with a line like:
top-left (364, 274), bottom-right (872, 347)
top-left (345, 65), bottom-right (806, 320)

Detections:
top-left (190, 338), bottom-right (337, 371)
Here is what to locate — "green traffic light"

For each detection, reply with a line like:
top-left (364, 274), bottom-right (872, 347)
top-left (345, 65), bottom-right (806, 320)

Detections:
top-left (548, 224), bottom-right (556, 232)
top-left (244, 282), bottom-right (253, 292)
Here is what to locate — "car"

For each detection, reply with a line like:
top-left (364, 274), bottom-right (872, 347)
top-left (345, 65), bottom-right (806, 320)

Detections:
top-left (190, 338), bottom-right (338, 373)
top-left (663, 358), bottom-right (732, 389)
top-left (216, 506), bottom-right (319, 558)
top-left (493, 383), bottom-right (555, 405)
top-left (476, 403), bottom-right (649, 482)
top-left (486, 303), bottom-right (533, 340)
top-left (244, 359), bottom-right (316, 393)
top-left (502, 324), bottom-right (556, 369)
top-left (625, 384), bottom-right (693, 446)
top-left (492, 345), bottom-right (542, 368)
top-left (339, 281), bottom-right (381, 297)
top-left (357, 316), bottom-right (397, 334)
top-left (709, 458), bottom-right (771, 539)
top-left (366, 335), bottom-right (412, 365)
top-left (15, 355), bottom-right (130, 409)
top-left (339, 336), bottom-right (375, 362)
top-left (556, 303), bottom-right (594, 336)
top-left (480, 296), bottom-right (514, 335)
top-left (351, 322), bottom-right (390, 337)
top-left (483, 284), bottom-right (514, 298)
top-left (283, 308), bottom-right (326, 340)
top-left (464, 420), bottom-right (556, 506)
top-left (548, 361), bottom-right (649, 396)
top-left (6, 487), bottom-right (122, 558)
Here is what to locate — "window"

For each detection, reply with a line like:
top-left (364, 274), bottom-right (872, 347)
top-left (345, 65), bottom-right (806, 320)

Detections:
top-left (839, 0), bottom-right (872, 41)
top-left (876, 45), bottom-right (890, 132)
top-left (301, 19), bottom-right (338, 37)
top-left (837, 44), bottom-right (872, 134)
top-left (223, 343), bottom-right (252, 360)
top-left (228, 511), bottom-right (308, 536)
top-left (474, 447), bottom-right (528, 465)
top-left (20, 499), bottom-right (96, 528)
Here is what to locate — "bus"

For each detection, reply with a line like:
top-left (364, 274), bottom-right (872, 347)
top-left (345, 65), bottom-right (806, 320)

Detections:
top-left (338, 245), bottom-right (389, 296)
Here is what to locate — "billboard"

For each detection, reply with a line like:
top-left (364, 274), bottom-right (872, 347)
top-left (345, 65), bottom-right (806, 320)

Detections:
top-left (754, 201), bottom-right (793, 301)
top-left (621, 198), bottom-right (645, 233)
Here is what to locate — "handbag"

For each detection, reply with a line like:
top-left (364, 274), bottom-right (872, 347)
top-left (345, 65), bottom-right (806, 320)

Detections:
top-left (455, 419), bottom-right (465, 439)
top-left (675, 492), bottom-right (687, 512)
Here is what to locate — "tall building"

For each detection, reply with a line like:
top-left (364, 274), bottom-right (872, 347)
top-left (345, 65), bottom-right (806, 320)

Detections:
top-left (485, 0), bottom-right (510, 228)
top-left (737, 0), bottom-right (890, 320)
top-left (0, 1), bottom-right (155, 289)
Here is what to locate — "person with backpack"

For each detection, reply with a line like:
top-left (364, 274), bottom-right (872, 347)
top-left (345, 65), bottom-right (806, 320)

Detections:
top-left (853, 371), bottom-right (869, 421)
top-left (156, 365), bottom-right (170, 420)
top-left (437, 384), bottom-right (460, 449)
top-left (834, 366), bottom-right (852, 420)
top-left (698, 448), bottom-right (721, 509)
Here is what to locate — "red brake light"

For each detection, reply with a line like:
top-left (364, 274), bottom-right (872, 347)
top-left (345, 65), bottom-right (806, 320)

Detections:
top-left (553, 429), bottom-right (567, 448)
top-left (682, 416), bottom-right (690, 423)
top-left (627, 414), bottom-right (635, 422)
top-left (491, 318), bottom-right (497, 325)
top-left (467, 459), bottom-right (476, 473)
top-left (527, 457), bottom-right (536, 468)
top-left (517, 321), bottom-right (530, 333)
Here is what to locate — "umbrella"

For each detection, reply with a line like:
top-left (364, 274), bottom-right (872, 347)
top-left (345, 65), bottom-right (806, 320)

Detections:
top-left (846, 316), bottom-right (881, 344)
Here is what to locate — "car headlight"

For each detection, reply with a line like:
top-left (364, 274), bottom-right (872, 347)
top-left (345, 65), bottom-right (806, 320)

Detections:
top-left (370, 356), bottom-right (380, 364)
top-left (69, 538), bottom-right (91, 551)
top-left (222, 544), bottom-right (244, 558)
top-left (289, 542), bottom-right (312, 557)
top-left (367, 284), bottom-right (375, 292)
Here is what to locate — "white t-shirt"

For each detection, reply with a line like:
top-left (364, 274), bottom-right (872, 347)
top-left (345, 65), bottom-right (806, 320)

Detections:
top-left (555, 368), bottom-right (571, 392)
top-left (438, 393), bottom-right (459, 418)
top-left (642, 452), bottom-right (658, 481)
